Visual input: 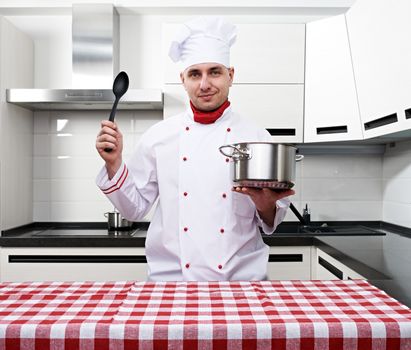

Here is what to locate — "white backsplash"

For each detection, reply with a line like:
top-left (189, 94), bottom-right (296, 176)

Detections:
top-left (284, 153), bottom-right (383, 222)
top-left (33, 110), bottom-right (162, 222)
top-left (32, 110), bottom-right (388, 223)
top-left (382, 140), bottom-right (411, 228)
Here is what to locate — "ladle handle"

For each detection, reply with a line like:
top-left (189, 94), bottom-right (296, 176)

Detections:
top-left (109, 97), bottom-right (119, 122)
top-left (104, 97), bottom-right (120, 153)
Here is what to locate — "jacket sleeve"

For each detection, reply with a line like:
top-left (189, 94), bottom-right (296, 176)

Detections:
top-left (256, 197), bottom-right (290, 235)
top-left (95, 135), bottom-right (159, 221)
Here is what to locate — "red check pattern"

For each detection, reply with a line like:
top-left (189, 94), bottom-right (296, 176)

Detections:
top-left (0, 280), bottom-right (410, 350)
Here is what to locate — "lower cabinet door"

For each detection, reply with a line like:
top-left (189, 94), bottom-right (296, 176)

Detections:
top-left (267, 246), bottom-right (312, 280)
top-left (0, 247), bottom-right (147, 282)
top-left (316, 259), bottom-right (342, 280)
top-left (314, 248), bottom-right (365, 280)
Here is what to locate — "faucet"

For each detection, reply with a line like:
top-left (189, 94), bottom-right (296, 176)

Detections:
top-left (302, 204), bottom-right (311, 226)
top-left (289, 202), bottom-right (312, 226)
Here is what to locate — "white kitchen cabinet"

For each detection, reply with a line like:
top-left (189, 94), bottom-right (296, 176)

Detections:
top-left (230, 85), bottom-right (304, 143)
top-left (267, 246), bottom-right (312, 280)
top-left (346, 0), bottom-right (411, 138)
top-left (162, 23), bottom-right (305, 84)
top-left (164, 84), bottom-right (304, 143)
top-left (304, 14), bottom-right (363, 143)
top-left (312, 248), bottom-right (365, 280)
top-left (0, 17), bottom-right (34, 231)
top-left (0, 247), bottom-right (147, 282)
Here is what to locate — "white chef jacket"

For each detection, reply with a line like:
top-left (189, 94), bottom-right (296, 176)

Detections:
top-left (96, 106), bottom-right (290, 281)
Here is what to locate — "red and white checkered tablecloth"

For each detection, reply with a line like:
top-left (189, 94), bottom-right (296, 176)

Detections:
top-left (0, 280), bottom-right (410, 350)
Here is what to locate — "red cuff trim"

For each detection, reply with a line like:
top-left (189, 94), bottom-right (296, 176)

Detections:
top-left (102, 164), bottom-right (128, 194)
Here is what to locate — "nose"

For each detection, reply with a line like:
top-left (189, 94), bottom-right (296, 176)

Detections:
top-left (200, 74), bottom-right (211, 91)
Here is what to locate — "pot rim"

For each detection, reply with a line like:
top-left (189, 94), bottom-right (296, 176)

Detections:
top-left (222, 142), bottom-right (297, 149)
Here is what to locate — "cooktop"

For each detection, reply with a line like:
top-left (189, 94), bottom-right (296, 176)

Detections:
top-left (33, 228), bottom-right (142, 237)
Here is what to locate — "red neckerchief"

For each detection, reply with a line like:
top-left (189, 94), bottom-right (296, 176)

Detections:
top-left (190, 100), bottom-right (231, 124)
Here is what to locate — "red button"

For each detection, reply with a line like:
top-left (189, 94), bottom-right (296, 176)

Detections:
top-left (184, 192), bottom-right (188, 196)
top-left (225, 158), bottom-right (229, 163)
top-left (185, 263), bottom-right (190, 269)
top-left (185, 126), bottom-right (190, 131)
top-left (183, 157), bottom-right (187, 161)
top-left (220, 228), bottom-right (224, 233)
top-left (218, 264), bottom-right (222, 270)
top-left (222, 193), bottom-right (227, 198)
top-left (184, 227), bottom-right (188, 232)
top-left (227, 128), bottom-right (231, 132)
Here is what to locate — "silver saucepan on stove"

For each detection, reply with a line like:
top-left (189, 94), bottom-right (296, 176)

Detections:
top-left (219, 142), bottom-right (303, 189)
top-left (104, 210), bottom-right (132, 231)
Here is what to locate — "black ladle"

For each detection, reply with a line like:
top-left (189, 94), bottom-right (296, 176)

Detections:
top-left (104, 71), bottom-right (129, 153)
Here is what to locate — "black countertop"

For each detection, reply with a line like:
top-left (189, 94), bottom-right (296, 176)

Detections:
top-left (0, 222), bottom-right (148, 248)
top-left (1, 221), bottom-right (411, 307)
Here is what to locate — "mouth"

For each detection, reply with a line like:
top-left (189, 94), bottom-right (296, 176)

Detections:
top-left (198, 93), bottom-right (216, 100)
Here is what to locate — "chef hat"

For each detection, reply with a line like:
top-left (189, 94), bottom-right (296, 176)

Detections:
top-left (168, 16), bottom-right (237, 72)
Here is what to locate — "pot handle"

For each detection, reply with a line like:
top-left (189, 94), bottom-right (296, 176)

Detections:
top-left (295, 154), bottom-right (304, 162)
top-left (219, 145), bottom-right (251, 159)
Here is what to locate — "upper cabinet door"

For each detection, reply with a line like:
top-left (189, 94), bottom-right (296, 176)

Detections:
top-left (304, 14), bottom-right (363, 143)
top-left (346, 0), bottom-right (411, 138)
top-left (229, 85), bottom-right (304, 143)
top-left (163, 84), bottom-right (304, 143)
top-left (163, 23), bottom-right (305, 84)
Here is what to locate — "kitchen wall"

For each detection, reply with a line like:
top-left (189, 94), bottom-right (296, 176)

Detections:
top-left (8, 14), bottom-right (321, 89)
top-left (3, 13), bottom-right (410, 227)
top-left (382, 140), bottom-right (411, 228)
top-left (32, 111), bottom-right (384, 223)
top-left (289, 153), bottom-right (383, 222)
top-left (33, 110), bottom-right (162, 222)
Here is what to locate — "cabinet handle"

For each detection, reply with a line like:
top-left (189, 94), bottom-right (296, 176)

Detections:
top-left (268, 254), bottom-right (303, 262)
top-left (266, 128), bottom-right (296, 136)
top-left (8, 255), bottom-right (147, 263)
top-left (364, 113), bottom-right (398, 130)
top-left (318, 256), bottom-right (343, 279)
top-left (405, 108), bottom-right (411, 119)
top-left (316, 125), bottom-right (348, 135)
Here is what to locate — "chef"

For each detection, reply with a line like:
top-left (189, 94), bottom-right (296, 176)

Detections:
top-left (95, 16), bottom-right (294, 281)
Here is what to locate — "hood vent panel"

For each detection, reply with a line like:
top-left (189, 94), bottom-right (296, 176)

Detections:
top-left (72, 4), bottom-right (119, 88)
top-left (6, 89), bottom-right (163, 110)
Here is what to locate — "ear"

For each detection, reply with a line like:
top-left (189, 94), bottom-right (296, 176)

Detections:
top-left (228, 67), bottom-right (235, 87)
top-left (180, 71), bottom-right (187, 90)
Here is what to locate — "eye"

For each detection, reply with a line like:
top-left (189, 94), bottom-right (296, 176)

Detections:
top-left (188, 71), bottom-right (200, 78)
top-left (211, 70), bottom-right (221, 76)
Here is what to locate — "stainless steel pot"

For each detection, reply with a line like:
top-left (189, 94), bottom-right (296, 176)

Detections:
top-left (219, 142), bottom-right (303, 189)
top-left (104, 211), bottom-right (132, 231)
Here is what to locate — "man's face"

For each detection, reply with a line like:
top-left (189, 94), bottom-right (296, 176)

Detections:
top-left (180, 63), bottom-right (234, 111)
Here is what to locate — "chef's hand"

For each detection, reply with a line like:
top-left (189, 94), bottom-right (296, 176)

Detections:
top-left (96, 120), bottom-right (123, 179)
top-left (232, 187), bottom-right (295, 227)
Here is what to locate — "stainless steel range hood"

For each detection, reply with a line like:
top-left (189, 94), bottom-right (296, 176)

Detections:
top-left (7, 4), bottom-right (163, 111)
top-left (7, 88), bottom-right (163, 110)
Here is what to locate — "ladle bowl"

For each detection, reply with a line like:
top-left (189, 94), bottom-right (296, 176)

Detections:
top-left (104, 71), bottom-right (129, 152)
